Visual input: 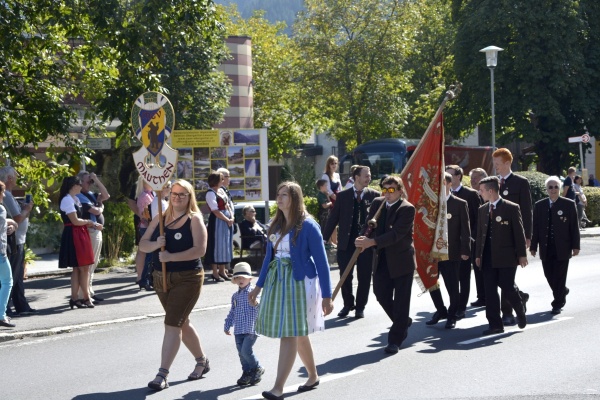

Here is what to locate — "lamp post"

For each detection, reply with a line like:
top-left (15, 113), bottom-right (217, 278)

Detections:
top-left (480, 45), bottom-right (503, 175)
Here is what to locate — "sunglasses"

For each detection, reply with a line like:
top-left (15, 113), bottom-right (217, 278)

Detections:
top-left (547, 185), bottom-right (559, 190)
top-left (381, 187), bottom-right (398, 194)
top-left (170, 192), bottom-right (189, 199)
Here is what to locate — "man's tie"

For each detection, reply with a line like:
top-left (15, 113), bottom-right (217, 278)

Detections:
top-left (550, 201), bottom-right (554, 208)
top-left (500, 177), bottom-right (506, 187)
top-left (356, 190), bottom-right (363, 202)
top-left (490, 204), bottom-right (495, 219)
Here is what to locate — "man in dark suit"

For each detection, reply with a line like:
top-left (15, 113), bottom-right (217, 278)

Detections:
top-left (324, 166), bottom-right (380, 319)
top-left (426, 172), bottom-right (471, 329)
top-left (530, 176), bottom-right (580, 314)
top-left (355, 176), bottom-right (415, 354)
top-left (493, 148), bottom-right (531, 325)
top-left (468, 168), bottom-right (488, 307)
top-left (445, 164), bottom-right (481, 317)
top-left (475, 176), bottom-right (528, 335)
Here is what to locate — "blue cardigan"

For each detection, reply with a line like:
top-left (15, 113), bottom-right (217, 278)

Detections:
top-left (256, 217), bottom-right (332, 298)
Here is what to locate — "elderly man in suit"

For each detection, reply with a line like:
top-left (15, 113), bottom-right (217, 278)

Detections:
top-left (323, 165), bottom-right (380, 319)
top-left (426, 172), bottom-right (471, 329)
top-left (530, 176), bottom-right (580, 314)
top-left (493, 148), bottom-right (531, 326)
top-left (445, 165), bottom-right (481, 318)
top-left (475, 176), bottom-right (528, 336)
top-left (355, 175), bottom-right (415, 354)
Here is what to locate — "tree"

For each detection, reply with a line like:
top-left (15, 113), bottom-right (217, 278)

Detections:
top-left (222, 5), bottom-right (327, 160)
top-left (294, 0), bottom-right (417, 149)
top-left (453, 0), bottom-right (600, 174)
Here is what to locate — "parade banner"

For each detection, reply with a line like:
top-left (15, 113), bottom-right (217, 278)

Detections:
top-left (131, 92), bottom-right (178, 290)
top-left (400, 85), bottom-right (460, 292)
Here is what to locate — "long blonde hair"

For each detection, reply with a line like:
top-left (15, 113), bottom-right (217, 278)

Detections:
top-left (268, 181), bottom-right (306, 246)
top-left (135, 176), bottom-right (153, 198)
top-left (164, 179), bottom-right (200, 221)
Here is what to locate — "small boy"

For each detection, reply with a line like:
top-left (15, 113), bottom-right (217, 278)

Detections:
top-left (224, 262), bottom-right (264, 386)
top-left (316, 179), bottom-right (332, 236)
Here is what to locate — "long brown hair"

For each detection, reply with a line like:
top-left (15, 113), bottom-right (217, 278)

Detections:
top-left (324, 155), bottom-right (338, 179)
top-left (268, 181), bottom-right (306, 246)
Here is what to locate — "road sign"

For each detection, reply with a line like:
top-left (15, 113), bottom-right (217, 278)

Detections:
top-left (568, 136), bottom-right (583, 143)
top-left (582, 133), bottom-right (591, 143)
top-left (87, 138), bottom-right (111, 150)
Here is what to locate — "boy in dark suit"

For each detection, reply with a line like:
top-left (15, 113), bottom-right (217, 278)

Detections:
top-left (530, 176), bottom-right (580, 314)
top-left (355, 176), bottom-right (415, 353)
top-left (475, 176), bottom-right (528, 336)
top-left (426, 172), bottom-right (471, 329)
top-left (323, 166), bottom-right (380, 319)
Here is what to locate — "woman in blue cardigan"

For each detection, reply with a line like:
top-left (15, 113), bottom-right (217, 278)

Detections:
top-left (249, 181), bottom-right (334, 400)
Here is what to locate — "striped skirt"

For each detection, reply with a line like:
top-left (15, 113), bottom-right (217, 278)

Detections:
top-left (256, 257), bottom-right (324, 338)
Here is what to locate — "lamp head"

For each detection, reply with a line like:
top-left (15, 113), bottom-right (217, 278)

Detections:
top-left (480, 46), bottom-right (504, 68)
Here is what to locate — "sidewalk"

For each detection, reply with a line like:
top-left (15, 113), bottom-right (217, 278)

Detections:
top-left (2, 227), bottom-right (598, 343)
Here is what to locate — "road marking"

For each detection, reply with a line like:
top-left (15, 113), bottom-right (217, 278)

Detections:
top-left (240, 368), bottom-right (365, 400)
top-left (458, 316), bottom-right (573, 345)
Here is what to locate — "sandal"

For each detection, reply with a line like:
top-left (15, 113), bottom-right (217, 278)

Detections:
top-left (188, 356), bottom-right (210, 380)
top-left (148, 368), bottom-right (169, 391)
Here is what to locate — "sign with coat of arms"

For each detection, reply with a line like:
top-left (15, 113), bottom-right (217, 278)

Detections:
top-left (131, 92), bottom-right (178, 190)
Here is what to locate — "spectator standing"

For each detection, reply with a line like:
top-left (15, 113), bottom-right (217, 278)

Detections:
top-left (76, 171), bottom-right (109, 302)
top-left (530, 176), bottom-right (580, 315)
top-left (0, 180), bottom-right (18, 327)
top-left (0, 166), bottom-right (35, 316)
top-left (58, 176), bottom-right (98, 309)
top-left (562, 166), bottom-right (577, 201)
top-left (136, 177), bottom-right (155, 290)
top-left (572, 175), bottom-right (589, 229)
top-left (321, 155), bottom-right (341, 247)
top-left (315, 179), bottom-right (332, 237)
top-left (205, 171), bottom-right (234, 282)
top-left (224, 262), bottom-right (264, 386)
top-left (588, 174), bottom-right (599, 187)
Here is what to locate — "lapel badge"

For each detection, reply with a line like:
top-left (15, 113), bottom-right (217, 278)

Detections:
top-left (495, 216), bottom-right (502, 222)
top-left (557, 210), bottom-right (563, 216)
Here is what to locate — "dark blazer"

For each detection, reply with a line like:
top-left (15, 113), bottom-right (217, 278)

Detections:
top-left (475, 198), bottom-right (527, 268)
top-left (446, 194), bottom-right (471, 261)
top-left (366, 197), bottom-right (416, 279)
top-left (530, 197), bottom-right (580, 261)
top-left (323, 186), bottom-right (380, 250)
top-left (453, 185), bottom-right (481, 240)
top-left (500, 173), bottom-right (533, 240)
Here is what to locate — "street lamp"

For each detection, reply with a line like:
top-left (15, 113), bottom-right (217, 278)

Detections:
top-left (480, 45), bottom-right (503, 174)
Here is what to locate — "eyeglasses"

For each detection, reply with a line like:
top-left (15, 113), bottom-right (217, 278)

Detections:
top-left (547, 185), bottom-right (559, 190)
top-left (381, 187), bottom-right (398, 194)
top-left (170, 192), bottom-right (189, 199)
top-left (222, 175), bottom-right (230, 177)
top-left (248, 210), bottom-right (256, 213)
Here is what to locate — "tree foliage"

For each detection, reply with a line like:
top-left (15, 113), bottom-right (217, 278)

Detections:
top-left (453, 0), bottom-right (600, 174)
top-left (222, 5), bottom-right (327, 160)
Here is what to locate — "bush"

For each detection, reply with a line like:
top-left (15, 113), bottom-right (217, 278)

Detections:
top-left (102, 201), bottom-right (136, 263)
top-left (584, 187), bottom-right (600, 226)
top-left (304, 196), bottom-right (319, 219)
top-left (26, 216), bottom-right (63, 252)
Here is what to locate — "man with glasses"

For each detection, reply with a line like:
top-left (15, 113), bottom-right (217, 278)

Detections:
top-left (324, 166), bottom-right (379, 319)
top-left (475, 176), bottom-right (528, 336)
top-left (355, 176), bottom-right (415, 353)
top-left (530, 176), bottom-right (580, 315)
top-left (445, 165), bottom-right (481, 318)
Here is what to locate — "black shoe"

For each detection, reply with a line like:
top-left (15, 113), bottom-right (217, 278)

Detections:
top-left (237, 371), bottom-right (252, 386)
top-left (482, 328), bottom-right (504, 336)
top-left (262, 391), bottom-right (284, 400)
top-left (471, 298), bottom-right (486, 307)
top-left (445, 319), bottom-right (456, 329)
top-left (355, 309), bottom-right (365, 319)
top-left (425, 310), bottom-right (448, 325)
top-left (250, 367), bottom-right (265, 385)
top-left (338, 306), bottom-right (355, 318)
top-left (408, 317), bottom-right (413, 327)
top-left (0, 318), bottom-right (16, 328)
top-left (455, 310), bottom-right (466, 320)
top-left (521, 293), bottom-right (530, 313)
top-left (551, 307), bottom-right (562, 315)
top-left (69, 299), bottom-right (86, 309)
top-left (19, 308), bottom-right (38, 316)
top-left (91, 295), bottom-right (104, 302)
top-left (516, 312), bottom-right (527, 329)
top-left (502, 315), bottom-right (516, 326)
top-left (384, 343), bottom-right (399, 354)
top-left (298, 380), bottom-right (320, 392)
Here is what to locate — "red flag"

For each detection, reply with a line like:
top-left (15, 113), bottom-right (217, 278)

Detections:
top-left (400, 111), bottom-right (448, 293)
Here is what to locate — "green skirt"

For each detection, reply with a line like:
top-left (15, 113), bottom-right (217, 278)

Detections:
top-left (256, 257), bottom-right (308, 338)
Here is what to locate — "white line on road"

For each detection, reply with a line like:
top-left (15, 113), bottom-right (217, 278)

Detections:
top-left (240, 368), bottom-right (365, 400)
top-left (458, 316), bottom-right (573, 345)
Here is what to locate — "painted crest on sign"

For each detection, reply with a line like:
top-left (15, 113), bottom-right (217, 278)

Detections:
top-left (131, 92), bottom-right (178, 190)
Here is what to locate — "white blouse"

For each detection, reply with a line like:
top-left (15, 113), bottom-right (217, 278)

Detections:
top-left (274, 232), bottom-right (291, 258)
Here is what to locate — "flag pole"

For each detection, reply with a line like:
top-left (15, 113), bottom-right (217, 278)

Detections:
top-left (157, 188), bottom-right (167, 291)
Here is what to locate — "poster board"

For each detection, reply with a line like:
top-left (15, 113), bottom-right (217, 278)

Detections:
top-left (170, 128), bottom-right (269, 203)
